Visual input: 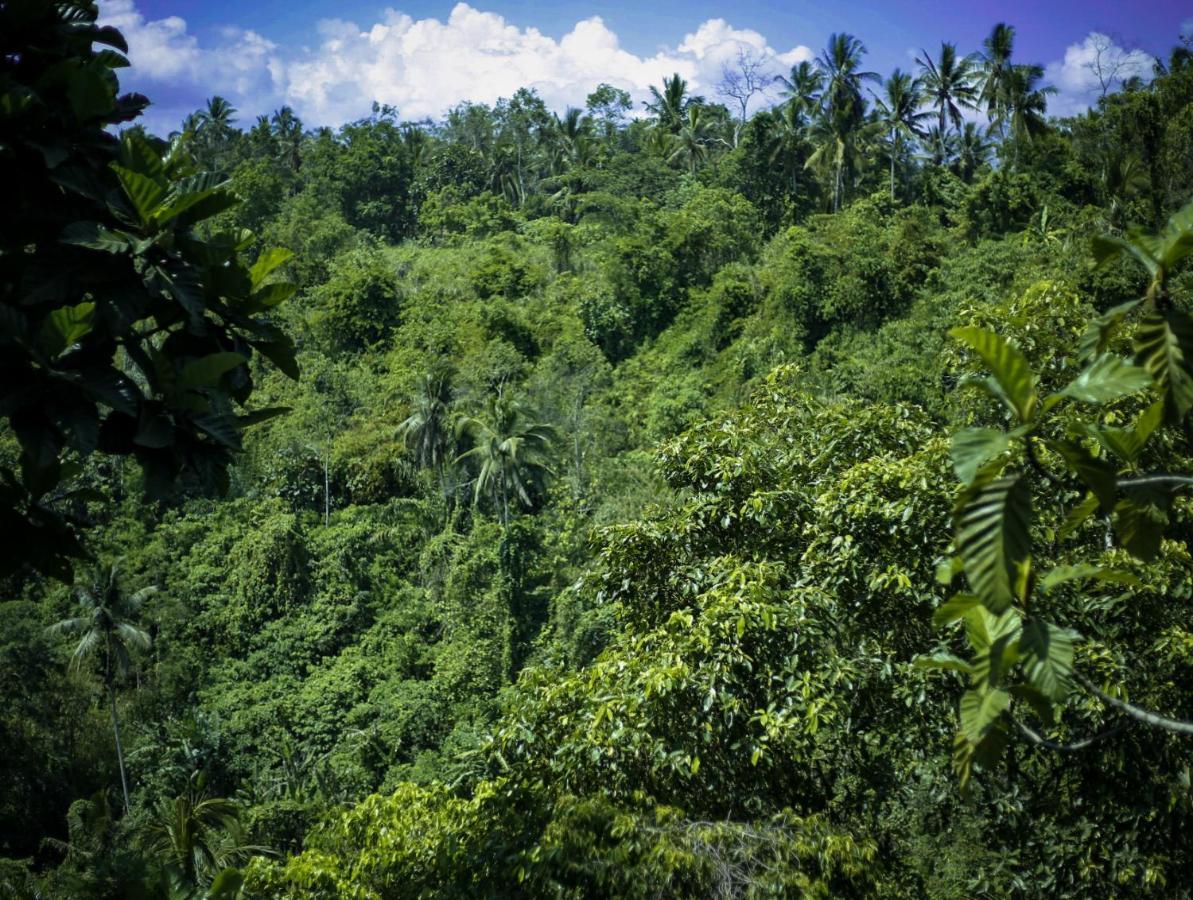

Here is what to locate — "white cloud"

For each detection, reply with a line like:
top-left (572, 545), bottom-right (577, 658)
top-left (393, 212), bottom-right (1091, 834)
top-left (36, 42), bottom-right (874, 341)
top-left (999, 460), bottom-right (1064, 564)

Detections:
top-left (99, 1), bottom-right (812, 131)
top-left (1044, 32), bottom-right (1155, 117)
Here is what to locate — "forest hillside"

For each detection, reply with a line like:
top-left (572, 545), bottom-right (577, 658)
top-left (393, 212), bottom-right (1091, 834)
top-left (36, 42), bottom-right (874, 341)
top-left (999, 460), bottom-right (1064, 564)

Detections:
top-left (3, 3), bottom-right (1193, 897)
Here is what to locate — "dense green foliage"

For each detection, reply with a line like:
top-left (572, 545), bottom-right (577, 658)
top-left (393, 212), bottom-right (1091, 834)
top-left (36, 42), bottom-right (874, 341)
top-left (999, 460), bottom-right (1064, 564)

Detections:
top-left (4, 4), bottom-right (1193, 897)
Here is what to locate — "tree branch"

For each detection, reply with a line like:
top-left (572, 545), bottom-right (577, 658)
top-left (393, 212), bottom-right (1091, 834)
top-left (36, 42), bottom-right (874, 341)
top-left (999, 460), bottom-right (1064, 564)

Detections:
top-left (1011, 715), bottom-right (1123, 752)
top-left (1075, 673), bottom-right (1193, 735)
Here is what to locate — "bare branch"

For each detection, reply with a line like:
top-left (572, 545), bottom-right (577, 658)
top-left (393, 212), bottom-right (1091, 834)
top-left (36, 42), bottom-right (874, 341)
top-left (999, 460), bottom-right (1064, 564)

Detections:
top-left (1076, 673), bottom-right (1193, 735)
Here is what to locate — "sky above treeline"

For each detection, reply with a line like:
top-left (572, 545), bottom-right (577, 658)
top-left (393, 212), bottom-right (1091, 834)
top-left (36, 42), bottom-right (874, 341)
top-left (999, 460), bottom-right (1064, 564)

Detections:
top-left (103, 0), bottom-right (1193, 134)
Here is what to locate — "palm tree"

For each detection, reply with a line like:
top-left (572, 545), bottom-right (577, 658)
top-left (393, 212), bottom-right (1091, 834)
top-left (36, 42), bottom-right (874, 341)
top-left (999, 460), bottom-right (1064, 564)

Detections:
top-left (270, 105), bottom-right (304, 173)
top-left (766, 101), bottom-right (810, 197)
top-left (979, 23), bottom-right (1016, 137)
top-left (775, 60), bottom-right (825, 114)
top-left (1004, 63), bottom-right (1054, 168)
top-left (953, 122), bottom-right (993, 182)
top-left (397, 364), bottom-right (457, 499)
top-left (873, 69), bottom-right (930, 200)
top-left (917, 42), bottom-right (980, 136)
top-left (668, 106), bottom-right (712, 175)
top-left (455, 395), bottom-right (556, 526)
top-left (144, 772), bottom-right (262, 888)
top-left (646, 73), bottom-right (689, 133)
top-left (48, 563), bottom-right (154, 814)
top-left (811, 33), bottom-right (878, 211)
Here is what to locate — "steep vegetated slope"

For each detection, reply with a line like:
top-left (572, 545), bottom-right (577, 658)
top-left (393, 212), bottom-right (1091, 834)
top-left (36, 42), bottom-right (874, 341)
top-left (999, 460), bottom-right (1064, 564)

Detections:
top-left (3, 4), bottom-right (1193, 897)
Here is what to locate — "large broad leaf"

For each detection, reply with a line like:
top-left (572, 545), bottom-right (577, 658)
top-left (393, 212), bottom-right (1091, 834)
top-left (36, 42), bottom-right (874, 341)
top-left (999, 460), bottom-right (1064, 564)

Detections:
top-left (194, 413), bottom-right (242, 449)
top-left (251, 335), bottom-right (300, 380)
top-left (1078, 399), bottom-right (1163, 466)
top-left (111, 164), bottom-right (165, 225)
top-left (40, 302), bottom-right (94, 357)
top-left (1078, 299), bottom-right (1142, 364)
top-left (1040, 564), bottom-right (1143, 593)
top-left (1091, 232), bottom-right (1159, 278)
top-left (60, 221), bottom-right (132, 254)
top-left (1018, 619), bottom-right (1077, 701)
top-left (249, 248), bottom-right (294, 289)
top-left (951, 327), bottom-right (1038, 423)
top-left (1114, 486), bottom-right (1173, 562)
top-left (234, 406), bottom-right (290, 428)
top-left (914, 651), bottom-right (975, 674)
top-left (933, 592), bottom-right (980, 627)
top-left (959, 686), bottom-right (1011, 745)
top-left (1134, 310), bottom-right (1193, 421)
top-left (178, 352), bottom-right (247, 390)
top-left (950, 427), bottom-right (1011, 485)
top-left (248, 282), bottom-right (297, 310)
top-left (1058, 492), bottom-right (1100, 540)
top-left (1060, 354), bottom-right (1152, 404)
top-left (955, 475), bottom-right (1032, 613)
top-left (1046, 439), bottom-right (1117, 510)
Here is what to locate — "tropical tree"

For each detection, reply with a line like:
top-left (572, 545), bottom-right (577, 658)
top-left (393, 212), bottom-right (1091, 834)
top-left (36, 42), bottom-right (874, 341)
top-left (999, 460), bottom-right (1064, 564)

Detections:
top-left (397, 364), bottom-right (458, 500)
top-left (872, 69), bottom-right (930, 199)
top-left (775, 60), bottom-right (825, 114)
top-left (1004, 63), bottom-right (1055, 167)
top-left (979, 23), bottom-right (1017, 136)
top-left (143, 772), bottom-right (261, 889)
top-left (668, 106), bottom-right (713, 175)
top-left (456, 395), bottom-right (557, 525)
top-left (809, 33), bottom-right (878, 211)
top-left (646, 73), bottom-right (690, 133)
top-left (952, 121), bottom-right (993, 182)
top-left (917, 42), bottom-right (980, 136)
top-left (48, 565), bottom-right (154, 814)
top-left (766, 100), bottom-right (812, 198)
top-left (271, 105), bottom-right (304, 173)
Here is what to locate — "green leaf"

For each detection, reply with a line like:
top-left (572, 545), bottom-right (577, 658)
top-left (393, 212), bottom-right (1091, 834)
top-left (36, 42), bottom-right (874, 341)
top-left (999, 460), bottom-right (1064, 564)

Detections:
top-left (111, 164), bottom-right (165, 224)
top-left (914, 652), bottom-right (974, 674)
top-left (178, 352), bottom-right (247, 390)
top-left (40, 302), bottom-right (95, 356)
top-left (1046, 439), bottom-right (1117, 510)
top-left (1078, 299), bottom-right (1141, 364)
top-left (194, 414), bottom-right (242, 449)
top-left (1040, 564), bottom-right (1143, 593)
top-left (1134, 310), bottom-right (1193, 421)
top-left (234, 406), bottom-right (290, 428)
top-left (249, 248), bottom-right (294, 289)
top-left (950, 427), bottom-right (1011, 485)
top-left (251, 336), bottom-right (300, 380)
top-left (1009, 683), bottom-right (1056, 725)
top-left (959, 687), bottom-right (1011, 744)
top-left (951, 326), bottom-right (1038, 423)
top-left (1114, 488), bottom-right (1172, 562)
top-left (248, 282), bottom-right (297, 310)
top-left (1060, 354), bottom-right (1152, 404)
top-left (933, 593), bottom-right (980, 627)
top-left (1079, 399), bottom-right (1164, 466)
top-left (60, 221), bottom-right (132, 253)
top-left (955, 475), bottom-right (1032, 613)
top-left (1058, 492), bottom-right (1100, 540)
top-left (1018, 619), bottom-right (1078, 701)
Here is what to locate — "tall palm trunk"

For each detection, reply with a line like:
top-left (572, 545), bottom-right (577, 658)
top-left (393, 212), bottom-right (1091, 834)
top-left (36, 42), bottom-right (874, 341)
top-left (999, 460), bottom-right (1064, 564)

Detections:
top-left (106, 646), bottom-right (130, 814)
top-left (890, 130), bottom-right (898, 200)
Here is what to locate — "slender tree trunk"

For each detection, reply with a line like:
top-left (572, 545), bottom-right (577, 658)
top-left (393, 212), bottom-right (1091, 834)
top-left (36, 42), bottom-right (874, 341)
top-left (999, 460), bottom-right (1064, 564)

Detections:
top-left (890, 131), bottom-right (897, 201)
top-left (323, 451), bottom-right (330, 526)
top-left (108, 679), bottom-right (131, 815)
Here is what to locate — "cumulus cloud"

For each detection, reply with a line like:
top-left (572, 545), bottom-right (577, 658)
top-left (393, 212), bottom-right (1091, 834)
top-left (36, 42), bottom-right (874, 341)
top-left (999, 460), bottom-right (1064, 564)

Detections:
top-left (99, 0), bottom-right (812, 132)
top-left (1044, 32), bottom-right (1156, 117)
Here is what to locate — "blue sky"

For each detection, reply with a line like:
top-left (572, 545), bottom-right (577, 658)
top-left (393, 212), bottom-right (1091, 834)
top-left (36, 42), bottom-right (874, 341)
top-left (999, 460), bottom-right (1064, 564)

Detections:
top-left (102, 0), bottom-right (1193, 134)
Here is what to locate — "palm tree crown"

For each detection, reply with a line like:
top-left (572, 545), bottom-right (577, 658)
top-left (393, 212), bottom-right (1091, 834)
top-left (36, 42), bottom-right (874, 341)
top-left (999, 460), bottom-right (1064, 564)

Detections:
top-left (456, 395), bottom-right (557, 525)
top-left (917, 42), bottom-right (980, 135)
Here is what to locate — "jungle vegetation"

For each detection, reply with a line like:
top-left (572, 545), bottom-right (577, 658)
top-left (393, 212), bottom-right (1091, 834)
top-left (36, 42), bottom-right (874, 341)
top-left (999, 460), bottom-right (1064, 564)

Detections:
top-left (4, 2), bottom-right (1193, 896)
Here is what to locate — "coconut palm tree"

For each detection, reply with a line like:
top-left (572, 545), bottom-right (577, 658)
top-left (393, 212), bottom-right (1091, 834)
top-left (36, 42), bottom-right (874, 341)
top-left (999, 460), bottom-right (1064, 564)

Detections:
top-left (270, 105), bottom-right (304, 173)
top-left (1004, 63), bottom-right (1054, 168)
top-left (810, 34), bottom-right (878, 211)
top-left (668, 106), bottom-right (712, 175)
top-left (455, 395), bottom-right (556, 526)
top-left (766, 100), bottom-right (811, 197)
top-left (917, 42), bottom-right (980, 136)
top-left (775, 60), bottom-right (825, 115)
top-left (48, 563), bottom-right (154, 814)
top-left (397, 364), bottom-right (457, 500)
top-left (979, 23), bottom-right (1016, 136)
top-left (143, 772), bottom-right (262, 888)
top-left (646, 73), bottom-right (689, 133)
top-left (953, 122), bottom-right (994, 182)
top-left (872, 69), bottom-right (931, 200)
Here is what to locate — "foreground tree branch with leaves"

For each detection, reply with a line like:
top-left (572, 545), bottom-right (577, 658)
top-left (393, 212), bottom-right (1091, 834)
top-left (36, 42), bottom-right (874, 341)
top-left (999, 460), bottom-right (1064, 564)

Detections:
top-left (923, 200), bottom-right (1193, 785)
